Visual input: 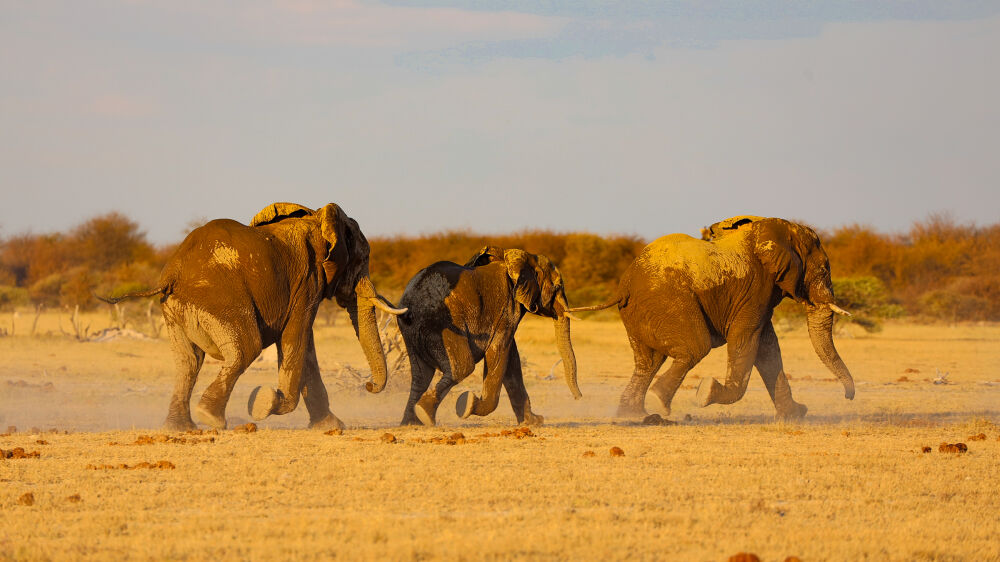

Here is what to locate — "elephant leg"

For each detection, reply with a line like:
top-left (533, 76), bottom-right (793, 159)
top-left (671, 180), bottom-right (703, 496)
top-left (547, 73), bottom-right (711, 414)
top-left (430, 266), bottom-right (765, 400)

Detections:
top-left (299, 335), bottom-right (344, 431)
top-left (249, 317), bottom-right (312, 420)
top-left (457, 342), bottom-right (513, 419)
top-left (697, 324), bottom-right (763, 406)
top-left (501, 343), bottom-right (542, 425)
top-left (403, 355), bottom-right (437, 426)
top-left (618, 342), bottom-right (667, 418)
top-left (194, 345), bottom-right (255, 430)
top-left (648, 352), bottom-right (706, 418)
top-left (164, 324), bottom-right (204, 431)
top-left (756, 321), bottom-right (807, 420)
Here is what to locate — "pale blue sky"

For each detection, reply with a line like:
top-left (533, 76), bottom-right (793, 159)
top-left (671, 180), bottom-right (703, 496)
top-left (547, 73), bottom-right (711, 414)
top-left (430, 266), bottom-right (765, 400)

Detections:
top-left (2, 1), bottom-right (998, 244)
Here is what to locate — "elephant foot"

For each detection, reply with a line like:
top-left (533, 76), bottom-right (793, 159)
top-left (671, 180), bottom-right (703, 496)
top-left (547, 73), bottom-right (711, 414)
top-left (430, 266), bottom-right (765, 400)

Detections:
top-left (309, 412), bottom-right (345, 431)
top-left (644, 392), bottom-right (672, 418)
top-left (193, 403), bottom-right (227, 430)
top-left (163, 415), bottom-right (197, 432)
top-left (414, 395), bottom-right (439, 426)
top-left (616, 400), bottom-right (647, 419)
top-left (248, 386), bottom-right (280, 421)
top-left (521, 411), bottom-right (545, 426)
top-left (696, 378), bottom-right (738, 406)
top-left (455, 391), bottom-right (478, 419)
top-left (775, 402), bottom-right (808, 421)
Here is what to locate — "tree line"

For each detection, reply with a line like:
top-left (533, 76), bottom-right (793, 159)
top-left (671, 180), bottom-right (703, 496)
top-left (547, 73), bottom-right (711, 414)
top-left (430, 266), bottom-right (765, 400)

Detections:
top-left (1, 212), bottom-right (997, 322)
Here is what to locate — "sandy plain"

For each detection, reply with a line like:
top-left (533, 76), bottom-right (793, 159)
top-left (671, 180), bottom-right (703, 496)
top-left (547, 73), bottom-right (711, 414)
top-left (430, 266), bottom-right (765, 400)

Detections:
top-left (1, 310), bottom-right (999, 561)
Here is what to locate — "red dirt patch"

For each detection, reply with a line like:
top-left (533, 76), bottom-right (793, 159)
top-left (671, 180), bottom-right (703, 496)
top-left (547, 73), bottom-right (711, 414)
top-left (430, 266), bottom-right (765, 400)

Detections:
top-left (86, 460), bottom-right (176, 470)
top-left (109, 434), bottom-right (215, 446)
top-left (903, 368), bottom-right (920, 374)
top-left (938, 442), bottom-right (968, 454)
top-left (581, 450), bottom-right (596, 457)
top-left (896, 375), bottom-right (911, 382)
top-left (66, 494), bottom-right (82, 503)
top-left (1, 447), bottom-right (41, 459)
top-left (324, 429), bottom-right (344, 436)
top-left (642, 414), bottom-right (677, 426)
top-left (609, 446), bottom-right (625, 457)
top-left (967, 433), bottom-right (987, 441)
top-left (17, 492), bottom-right (34, 506)
top-left (728, 553), bottom-right (760, 562)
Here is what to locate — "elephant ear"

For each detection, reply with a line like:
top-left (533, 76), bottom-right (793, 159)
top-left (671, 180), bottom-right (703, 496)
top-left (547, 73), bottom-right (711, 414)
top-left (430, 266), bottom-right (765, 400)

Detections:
top-left (504, 249), bottom-right (541, 314)
top-left (464, 245), bottom-right (505, 268)
top-left (754, 219), bottom-right (806, 302)
top-left (250, 202), bottom-right (314, 227)
top-left (317, 203), bottom-right (351, 288)
top-left (704, 215), bottom-right (764, 241)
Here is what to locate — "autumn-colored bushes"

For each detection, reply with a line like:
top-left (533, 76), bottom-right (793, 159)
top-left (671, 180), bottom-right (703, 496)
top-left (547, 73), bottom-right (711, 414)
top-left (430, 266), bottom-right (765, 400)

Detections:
top-left (1, 212), bottom-right (997, 322)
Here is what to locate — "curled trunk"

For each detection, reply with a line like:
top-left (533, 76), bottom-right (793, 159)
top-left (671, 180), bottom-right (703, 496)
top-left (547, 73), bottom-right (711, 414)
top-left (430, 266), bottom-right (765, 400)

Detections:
top-left (351, 276), bottom-right (389, 393)
top-left (806, 304), bottom-right (855, 399)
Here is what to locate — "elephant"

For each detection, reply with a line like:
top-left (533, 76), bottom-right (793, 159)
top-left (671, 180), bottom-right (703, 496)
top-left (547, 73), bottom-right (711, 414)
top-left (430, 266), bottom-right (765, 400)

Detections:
top-left (99, 202), bottom-right (406, 431)
top-left (569, 216), bottom-right (855, 421)
top-left (396, 246), bottom-right (582, 426)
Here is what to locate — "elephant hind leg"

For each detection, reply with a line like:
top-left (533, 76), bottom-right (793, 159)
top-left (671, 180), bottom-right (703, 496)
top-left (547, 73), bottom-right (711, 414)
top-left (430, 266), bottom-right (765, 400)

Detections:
top-left (617, 344), bottom-right (666, 418)
top-left (164, 324), bottom-right (205, 431)
top-left (195, 340), bottom-right (256, 430)
top-left (648, 353), bottom-right (705, 418)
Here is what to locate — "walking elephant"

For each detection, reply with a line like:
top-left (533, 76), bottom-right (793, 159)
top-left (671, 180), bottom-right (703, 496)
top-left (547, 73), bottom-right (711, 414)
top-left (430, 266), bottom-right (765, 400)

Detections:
top-left (397, 246), bottom-right (582, 426)
top-left (100, 202), bottom-right (406, 430)
top-left (569, 216), bottom-right (855, 421)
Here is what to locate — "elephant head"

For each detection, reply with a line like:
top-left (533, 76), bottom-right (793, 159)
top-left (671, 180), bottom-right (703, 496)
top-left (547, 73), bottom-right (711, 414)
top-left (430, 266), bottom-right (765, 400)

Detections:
top-left (251, 202), bottom-right (405, 394)
top-left (732, 217), bottom-right (855, 400)
top-left (466, 246), bottom-right (582, 400)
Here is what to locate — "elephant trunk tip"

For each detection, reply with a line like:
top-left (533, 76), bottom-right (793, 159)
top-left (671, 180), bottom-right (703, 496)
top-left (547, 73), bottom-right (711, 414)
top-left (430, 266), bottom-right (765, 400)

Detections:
top-left (365, 380), bottom-right (385, 394)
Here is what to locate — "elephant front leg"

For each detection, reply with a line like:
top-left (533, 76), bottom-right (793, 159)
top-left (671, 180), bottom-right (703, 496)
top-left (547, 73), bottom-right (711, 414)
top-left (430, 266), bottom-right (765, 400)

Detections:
top-left (299, 337), bottom-right (344, 431)
top-left (755, 322), bottom-right (807, 420)
top-left (501, 344), bottom-right (543, 425)
top-left (401, 355), bottom-right (441, 426)
top-left (696, 325), bottom-right (762, 407)
top-left (249, 321), bottom-right (312, 421)
top-left (456, 342), bottom-right (512, 419)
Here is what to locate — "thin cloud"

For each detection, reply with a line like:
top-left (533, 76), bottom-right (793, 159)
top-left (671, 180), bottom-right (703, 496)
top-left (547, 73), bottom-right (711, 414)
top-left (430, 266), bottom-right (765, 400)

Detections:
top-left (200, 0), bottom-right (567, 49)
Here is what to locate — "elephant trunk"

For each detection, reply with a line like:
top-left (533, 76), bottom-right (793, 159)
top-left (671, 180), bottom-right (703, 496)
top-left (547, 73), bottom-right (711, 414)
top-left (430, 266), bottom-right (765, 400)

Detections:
top-left (554, 295), bottom-right (582, 400)
top-left (806, 303), bottom-right (855, 400)
top-left (351, 276), bottom-right (389, 393)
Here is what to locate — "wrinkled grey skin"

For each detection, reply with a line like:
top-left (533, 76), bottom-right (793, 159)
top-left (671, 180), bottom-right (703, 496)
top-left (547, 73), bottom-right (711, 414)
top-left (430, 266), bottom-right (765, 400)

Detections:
top-left (100, 202), bottom-right (405, 431)
top-left (397, 246), bottom-right (581, 426)
top-left (570, 216), bottom-right (855, 421)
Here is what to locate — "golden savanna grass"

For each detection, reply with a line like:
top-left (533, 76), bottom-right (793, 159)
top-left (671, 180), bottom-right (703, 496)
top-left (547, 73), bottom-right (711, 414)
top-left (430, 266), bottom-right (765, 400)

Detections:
top-left (2, 312), bottom-right (1000, 561)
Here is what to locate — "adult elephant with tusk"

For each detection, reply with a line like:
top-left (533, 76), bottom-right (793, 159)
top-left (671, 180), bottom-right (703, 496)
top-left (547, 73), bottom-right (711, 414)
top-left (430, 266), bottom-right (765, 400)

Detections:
top-left (397, 246), bottom-right (582, 426)
top-left (569, 216), bottom-right (855, 421)
top-left (98, 202), bottom-right (406, 431)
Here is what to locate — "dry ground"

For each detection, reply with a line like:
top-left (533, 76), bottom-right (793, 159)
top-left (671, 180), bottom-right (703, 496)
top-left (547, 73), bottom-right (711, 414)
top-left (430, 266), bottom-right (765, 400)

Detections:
top-left (1, 311), bottom-right (999, 561)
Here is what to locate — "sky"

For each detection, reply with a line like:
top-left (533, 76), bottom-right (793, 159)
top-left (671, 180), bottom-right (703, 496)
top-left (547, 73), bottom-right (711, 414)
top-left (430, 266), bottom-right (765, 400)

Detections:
top-left (1, 1), bottom-right (998, 244)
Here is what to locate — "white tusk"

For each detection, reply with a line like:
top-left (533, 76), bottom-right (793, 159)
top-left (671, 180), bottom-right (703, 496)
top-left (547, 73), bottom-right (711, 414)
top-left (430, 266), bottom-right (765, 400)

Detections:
top-left (828, 303), bottom-right (852, 317)
top-left (563, 312), bottom-right (584, 322)
top-left (369, 296), bottom-right (408, 316)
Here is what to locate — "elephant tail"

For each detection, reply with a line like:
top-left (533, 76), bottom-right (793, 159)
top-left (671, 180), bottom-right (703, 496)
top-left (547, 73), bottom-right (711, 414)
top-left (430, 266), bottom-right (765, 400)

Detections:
top-left (94, 285), bottom-right (171, 305)
top-left (565, 298), bottom-right (621, 313)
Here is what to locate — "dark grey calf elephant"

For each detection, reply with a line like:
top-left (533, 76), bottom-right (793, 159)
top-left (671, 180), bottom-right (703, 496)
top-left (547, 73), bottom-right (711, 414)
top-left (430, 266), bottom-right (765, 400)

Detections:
top-left (570, 216), bottom-right (855, 421)
top-left (101, 202), bottom-right (406, 430)
top-left (396, 246), bottom-right (582, 426)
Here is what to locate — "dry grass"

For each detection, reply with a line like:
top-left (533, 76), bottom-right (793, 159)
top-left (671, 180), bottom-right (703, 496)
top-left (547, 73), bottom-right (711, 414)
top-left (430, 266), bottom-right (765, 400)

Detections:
top-left (2, 311), bottom-right (999, 561)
